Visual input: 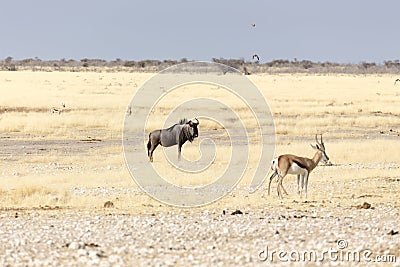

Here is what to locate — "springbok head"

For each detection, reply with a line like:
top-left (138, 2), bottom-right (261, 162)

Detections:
top-left (310, 134), bottom-right (330, 164)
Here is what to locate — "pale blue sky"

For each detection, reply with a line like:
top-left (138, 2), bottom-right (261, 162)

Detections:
top-left (1, 0), bottom-right (399, 63)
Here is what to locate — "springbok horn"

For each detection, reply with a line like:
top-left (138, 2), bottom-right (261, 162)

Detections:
top-left (320, 134), bottom-right (324, 147)
top-left (315, 134), bottom-right (320, 146)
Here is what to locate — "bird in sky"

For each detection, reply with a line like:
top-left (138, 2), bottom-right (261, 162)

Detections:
top-left (252, 54), bottom-right (260, 61)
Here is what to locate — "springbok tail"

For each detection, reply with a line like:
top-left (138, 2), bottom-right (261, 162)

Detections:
top-left (271, 158), bottom-right (279, 171)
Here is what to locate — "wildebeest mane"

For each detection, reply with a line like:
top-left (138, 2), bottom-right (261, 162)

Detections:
top-left (165, 118), bottom-right (188, 132)
top-left (179, 118), bottom-right (188, 124)
top-left (179, 125), bottom-right (194, 143)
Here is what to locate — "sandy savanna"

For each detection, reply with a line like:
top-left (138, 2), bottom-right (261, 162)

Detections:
top-left (0, 69), bottom-right (399, 266)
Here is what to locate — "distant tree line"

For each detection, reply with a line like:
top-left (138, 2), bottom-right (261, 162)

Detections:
top-left (1, 56), bottom-right (400, 74)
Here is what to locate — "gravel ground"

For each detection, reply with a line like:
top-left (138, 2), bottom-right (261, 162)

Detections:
top-left (1, 136), bottom-right (399, 266)
top-left (1, 200), bottom-right (399, 267)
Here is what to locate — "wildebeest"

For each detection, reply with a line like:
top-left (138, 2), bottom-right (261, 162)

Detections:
top-left (147, 118), bottom-right (199, 162)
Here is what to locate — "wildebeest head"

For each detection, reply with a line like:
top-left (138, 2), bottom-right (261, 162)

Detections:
top-left (184, 118), bottom-right (199, 142)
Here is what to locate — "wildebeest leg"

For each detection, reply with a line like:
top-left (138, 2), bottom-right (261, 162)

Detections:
top-left (148, 130), bottom-right (162, 162)
top-left (178, 143), bottom-right (182, 161)
top-left (149, 142), bottom-right (160, 162)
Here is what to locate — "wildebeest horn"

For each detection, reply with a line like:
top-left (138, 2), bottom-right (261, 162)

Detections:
top-left (195, 118), bottom-right (199, 125)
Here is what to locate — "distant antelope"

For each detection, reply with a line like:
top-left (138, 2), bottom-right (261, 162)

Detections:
top-left (267, 134), bottom-right (330, 199)
top-left (126, 106), bottom-right (132, 116)
top-left (394, 78), bottom-right (400, 85)
top-left (50, 103), bottom-right (65, 114)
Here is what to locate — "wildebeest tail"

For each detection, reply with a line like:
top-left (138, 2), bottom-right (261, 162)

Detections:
top-left (147, 135), bottom-right (151, 156)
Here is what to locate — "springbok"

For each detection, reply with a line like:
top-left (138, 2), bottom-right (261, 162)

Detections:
top-left (267, 134), bottom-right (330, 199)
top-left (50, 103), bottom-right (65, 115)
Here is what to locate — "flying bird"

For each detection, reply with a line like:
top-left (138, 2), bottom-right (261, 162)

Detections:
top-left (251, 23), bottom-right (256, 27)
top-left (252, 54), bottom-right (260, 61)
top-left (395, 78), bottom-right (400, 85)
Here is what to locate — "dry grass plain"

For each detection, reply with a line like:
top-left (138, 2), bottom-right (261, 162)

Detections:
top-left (0, 70), bottom-right (399, 265)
